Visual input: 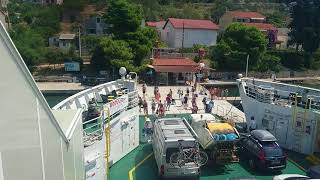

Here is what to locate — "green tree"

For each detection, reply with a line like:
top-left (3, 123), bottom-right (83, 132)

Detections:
top-left (63, 0), bottom-right (87, 11)
top-left (125, 27), bottom-right (157, 66)
top-left (91, 37), bottom-right (135, 71)
top-left (105, 0), bottom-right (143, 38)
top-left (210, 0), bottom-right (235, 23)
top-left (256, 53), bottom-right (281, 72)
top-left (10, 24), bottom-right (46, 70)
top-left (45, 47), bottom-right (65, 69)
top-left (8, 0), bottom-right (61, 41)
top-left (211, 23), bottom-right (268, 71)
top-left (289, 0), bottom-right (320, 53)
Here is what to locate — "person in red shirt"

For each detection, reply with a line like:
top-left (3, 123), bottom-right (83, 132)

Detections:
top-left (166, 94), bottom-right (171, 111)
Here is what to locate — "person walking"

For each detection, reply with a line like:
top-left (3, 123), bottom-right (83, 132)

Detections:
top-left (183, 95), bottom-right (188, 108)
top-left (186, 87), bottom-right (190, 96)
top-left (178, 88), bottom-right (181, 98)
top-left (142, 83), bottom-right (146, 97)
top-left (166, 94), bottom-right (171, 111)
top-left (202, 96), bottom-right (207, 110)
top-left (158, 100), bottom-right (165, 117)
top-left (192, 102), bottom-right (198, 114)
top-left (143, 99), bottom-right (148, 115)
top-left (249, 116), bottom-right (257, 132)
top-left (151, 99), bottom-right (156, 114)
top-left (154, 86), bottom-right (158, 97)
top-left (155, 90), bottom-right (161, 103)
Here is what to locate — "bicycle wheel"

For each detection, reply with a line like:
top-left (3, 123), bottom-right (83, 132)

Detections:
top-left (169, 152), bottom-right (185, 167)
top-left (194, 151), bottom-right (208, 166)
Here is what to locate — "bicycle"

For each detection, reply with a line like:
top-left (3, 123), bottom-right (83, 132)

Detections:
top-left (169, 140), bottom-right (208, 167)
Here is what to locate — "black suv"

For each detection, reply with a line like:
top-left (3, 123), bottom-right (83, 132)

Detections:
top-left (239, 130), bottom-right (287, 171)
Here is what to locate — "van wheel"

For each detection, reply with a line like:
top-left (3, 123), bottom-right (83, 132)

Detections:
top-left (248, 159), bottom-right (255, 170)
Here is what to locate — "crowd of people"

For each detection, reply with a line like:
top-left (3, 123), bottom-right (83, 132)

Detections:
top-left (138, 84), bottom-right (224, 118)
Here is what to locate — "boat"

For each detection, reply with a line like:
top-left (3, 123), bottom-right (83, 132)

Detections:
top-left (0, 20), bottom-right (312, 180)
top-left (238, 77), bottom-right (320, 155)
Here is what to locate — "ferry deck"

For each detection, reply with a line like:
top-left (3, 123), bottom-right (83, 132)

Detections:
top-left (108, 85), bottom-right (310, 180)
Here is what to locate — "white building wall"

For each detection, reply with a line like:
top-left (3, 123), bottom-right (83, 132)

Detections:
top-left (0, 22), bottom-right (84, 180)
top-left (164, 22), bottom-right (218, 48)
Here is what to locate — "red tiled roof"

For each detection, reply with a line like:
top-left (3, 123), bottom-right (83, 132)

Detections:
top-left (153, 66), bottom-right (197, 73)
top-left (152, 58), bottom-right (198, 66)
top-left (227, 11), bottom-right (265, 19)
top-left (244, 23), bottom-right (277, 31)
top-left (151, 58), bottom-right (198, 72)
top-left (146, 21), bottom-right (157, 27)
top-left (165, 18), bottom-right (219, 30)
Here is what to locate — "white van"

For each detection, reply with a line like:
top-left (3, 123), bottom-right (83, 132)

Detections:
top-left (152, 117), bottom-right (201, 179)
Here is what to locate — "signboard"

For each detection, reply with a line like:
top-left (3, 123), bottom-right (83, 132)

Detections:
top-left (64, 62), bottom-right (80, 72)
top-left (104, 94), bottom-right (129, 116)
top-left (196, 73), bottom-right (203, 78)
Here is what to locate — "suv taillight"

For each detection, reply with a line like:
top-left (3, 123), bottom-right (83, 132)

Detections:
top-left (160, 165), bottom-right (164, 175)
top-left (259, 150), bottom-right (265, 163)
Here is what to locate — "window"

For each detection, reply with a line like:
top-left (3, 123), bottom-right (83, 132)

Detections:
top-left (96, 17), bottom-right (101, 23)
top-left (261, 141), bottom-right (283, 157)
top-left (89, 28), bottom-right (96, 34)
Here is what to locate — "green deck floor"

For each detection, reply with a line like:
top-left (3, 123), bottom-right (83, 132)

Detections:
top-left (109, 114), bottom-right (308, 180)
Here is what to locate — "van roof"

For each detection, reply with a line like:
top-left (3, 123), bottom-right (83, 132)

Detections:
top-left (157, 118), bottom-right (195, 142)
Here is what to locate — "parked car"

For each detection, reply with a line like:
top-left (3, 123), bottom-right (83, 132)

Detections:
top-left (239, 130), bottom-right (287, 171)
top-left (152, 118), bottom-right (201, 179)
top-left (307, 165), bottom-right (320, 178)
top-left (273, 174), bottom-right (312, 180)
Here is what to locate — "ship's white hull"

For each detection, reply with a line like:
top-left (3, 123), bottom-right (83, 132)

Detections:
top-left (238, 78), bottom-right (320, 155)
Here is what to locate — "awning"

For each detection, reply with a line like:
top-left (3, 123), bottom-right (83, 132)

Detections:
top-left (153, 66), bottom-right (197, 73)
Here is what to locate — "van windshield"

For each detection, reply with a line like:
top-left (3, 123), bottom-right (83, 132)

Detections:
top-left (166, 146), bottom-right (194, 163)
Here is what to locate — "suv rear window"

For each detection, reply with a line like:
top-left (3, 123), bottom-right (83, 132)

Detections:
top-left (261, 141), bottom-right (283, 157)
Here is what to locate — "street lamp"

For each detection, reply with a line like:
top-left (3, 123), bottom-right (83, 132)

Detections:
top-left (119, 67), bottom-right (127, 80)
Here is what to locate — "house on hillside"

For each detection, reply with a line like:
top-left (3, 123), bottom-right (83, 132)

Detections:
top-left (219, 11), bottom-right (266, 30)
top-left (146, 20), bottom-right (167, 41)
top-left (49, 33), bottom-right (77, 51)
top-left (59, 33), bottom-right (76, 50)
top-left (161, 18), bottom-right (219, 48)
top-left (219, 11), bottom-right (278, 47)
top-left (25, 0), bottom-right (63, 5)
top-left (84, 16), bottom-right (109, 35)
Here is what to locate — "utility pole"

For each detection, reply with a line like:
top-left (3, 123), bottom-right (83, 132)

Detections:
top-left (78, 26), bottom-right (81, 58)
top-left (246, 54), bottom-right (250, 77)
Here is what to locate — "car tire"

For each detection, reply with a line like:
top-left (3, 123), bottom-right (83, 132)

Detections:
top-left (248, 159), bottom-right (255, 170)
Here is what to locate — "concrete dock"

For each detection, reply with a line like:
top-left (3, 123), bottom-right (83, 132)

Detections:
top-left (138, 85), bottom-right (246, 123)
top-left (37, 82), bottom-right (87, 94)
